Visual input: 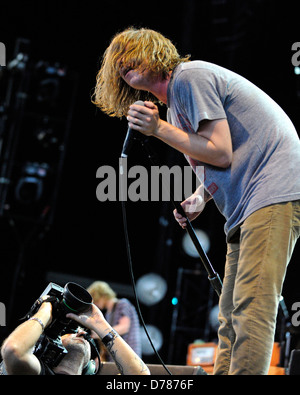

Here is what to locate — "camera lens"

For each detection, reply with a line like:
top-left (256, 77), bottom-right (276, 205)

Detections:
top-left (63, 282), bottom-right (92, 313)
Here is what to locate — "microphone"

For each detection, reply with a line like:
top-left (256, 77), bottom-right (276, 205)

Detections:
top-left (121, 100), bottom-right (145, 158)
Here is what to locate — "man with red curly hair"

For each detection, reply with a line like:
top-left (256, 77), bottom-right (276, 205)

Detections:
top-left (94, 27), bottom-right (300, 375)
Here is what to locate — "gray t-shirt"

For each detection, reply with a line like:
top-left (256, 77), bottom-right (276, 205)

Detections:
top-left (167, 61), bottom-right (300, 240)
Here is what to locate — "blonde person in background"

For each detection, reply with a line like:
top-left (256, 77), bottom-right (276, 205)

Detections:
top-left (87, 281), bottom-right (142, 360)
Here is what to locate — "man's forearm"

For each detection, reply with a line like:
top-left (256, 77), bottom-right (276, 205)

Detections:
top-left (93, 323), bottom-right (150, 375)
top-left (2, 310), bottom-right (48, 358)
top-left (154, 119), bottom-right (232, 168)
top-left (1, 309), bottom-right (50, 374)
top-left (66, 306), bottom-right (150, 375)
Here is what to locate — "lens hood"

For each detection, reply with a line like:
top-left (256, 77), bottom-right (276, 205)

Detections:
top-left (63, 282), bottom-right (92, 313)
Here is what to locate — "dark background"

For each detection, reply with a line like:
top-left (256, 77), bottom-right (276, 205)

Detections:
top-left (0, 0), bottom-right (299, 366)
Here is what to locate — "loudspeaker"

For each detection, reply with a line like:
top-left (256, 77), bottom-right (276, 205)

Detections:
top-left (99, 362), bottom-right (207, 375)
top-left (287, 349), bottom-right (300, 375)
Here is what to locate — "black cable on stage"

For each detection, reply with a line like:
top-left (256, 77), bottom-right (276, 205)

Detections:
top-left (120, 159), bottom-right (172, 376)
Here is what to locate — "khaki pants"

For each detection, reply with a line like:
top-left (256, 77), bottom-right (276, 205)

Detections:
top-left (213, 200), bottom-right (300, 375)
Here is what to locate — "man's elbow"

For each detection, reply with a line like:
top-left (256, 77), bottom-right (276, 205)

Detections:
top-left (1, 341), bottom-right (36, 375)
top-left (216, 151), bottom-right (232, 168)
top-left (1, 341), bottom-right (22, 373)
top-left (142, 365), bottom-right (151, 375)
top-left (1, 341), bottom-right (21, 364)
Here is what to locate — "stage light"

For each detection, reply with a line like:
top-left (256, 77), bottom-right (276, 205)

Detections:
top-left (136, 273), bottom-right (167, 306)
top-left (171, 297), bottom-right (178, 306)
top-left (294, 66), bottom-right (300, 75)
top-left (209, 304), bottom-right (220, 332)
top-left (15, 162), bottom-right (50, 204)
top-left (140, 324), bottom-right (163, 356)
top-left (182, 228), bottom-right (210, 257)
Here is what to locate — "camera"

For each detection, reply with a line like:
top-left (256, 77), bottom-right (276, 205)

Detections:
top-left (26, 282), bottom-right (93, 368)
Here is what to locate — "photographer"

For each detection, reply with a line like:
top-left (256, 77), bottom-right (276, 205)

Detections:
top-left (1, 297), bottom-right (150, 375)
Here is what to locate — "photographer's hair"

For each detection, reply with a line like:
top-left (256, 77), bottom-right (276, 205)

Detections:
top-left (92, 27), bottom-right (190, 118)
top-left (87, 281), bottom-right (116, 301)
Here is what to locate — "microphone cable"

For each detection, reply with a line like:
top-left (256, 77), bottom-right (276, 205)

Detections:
top-left (119, 157), bottom-right (172, 376)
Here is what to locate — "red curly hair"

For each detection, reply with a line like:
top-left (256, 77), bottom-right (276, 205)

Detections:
top-left (92, 27), bottom-right (190, 118)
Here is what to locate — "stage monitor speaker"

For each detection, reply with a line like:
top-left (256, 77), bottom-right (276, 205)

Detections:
top-left (99, 362), bottom-right (207, 375)
top-left (287, 349), bottom-right (300, 375)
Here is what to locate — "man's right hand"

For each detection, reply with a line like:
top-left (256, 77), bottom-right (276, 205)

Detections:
top-left (173, 193), bottom-right (205, 229)
top-left (66, 304), bottom-right (105, 332)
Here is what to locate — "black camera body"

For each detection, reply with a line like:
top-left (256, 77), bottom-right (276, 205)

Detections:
top-left (27, 282), bottom-right (93, 369)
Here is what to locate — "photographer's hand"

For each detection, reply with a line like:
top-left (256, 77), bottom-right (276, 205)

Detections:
top-left (66, 304), bottom-right (150, 375)
top-left (66, 304), bottom-right (105, 333)
top-left (37, 295), bottom-right (53, 327)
